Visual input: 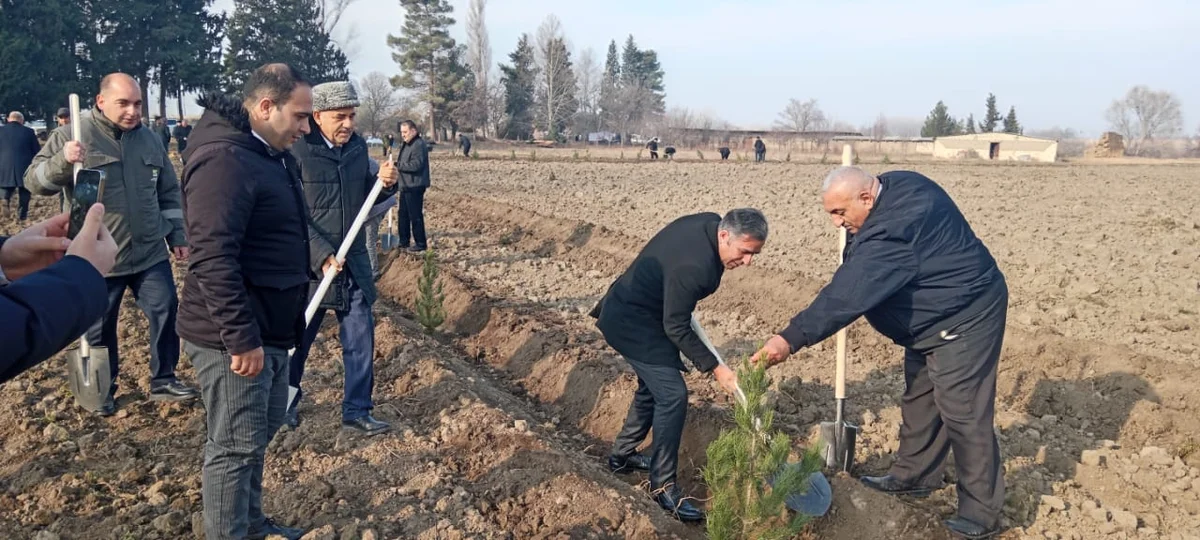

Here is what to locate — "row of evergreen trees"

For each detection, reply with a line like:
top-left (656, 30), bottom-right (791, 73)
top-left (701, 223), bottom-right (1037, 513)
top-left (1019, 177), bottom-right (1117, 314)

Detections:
top-left (921, 93), bottom-right (1022, 137)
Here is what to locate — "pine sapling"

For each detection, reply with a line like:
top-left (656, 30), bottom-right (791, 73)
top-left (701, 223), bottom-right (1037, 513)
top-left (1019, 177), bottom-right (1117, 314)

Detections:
top-left (704, 353), bottom-right (823, 540)
top-left (415, 247), bottom-right (446, 333)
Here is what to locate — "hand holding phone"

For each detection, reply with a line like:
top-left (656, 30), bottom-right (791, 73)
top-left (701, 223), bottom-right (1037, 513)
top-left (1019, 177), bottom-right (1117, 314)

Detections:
top-left (69, 169), bottom-right (105, 239)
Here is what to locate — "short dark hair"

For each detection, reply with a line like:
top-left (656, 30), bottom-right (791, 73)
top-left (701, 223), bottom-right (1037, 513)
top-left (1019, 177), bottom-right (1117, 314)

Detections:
top-left (400, 119), bottom-right (418, 132)
top-left (720, 208), bottom-right (768, 242)
top-left (243, 63), bottom-right (310, 109)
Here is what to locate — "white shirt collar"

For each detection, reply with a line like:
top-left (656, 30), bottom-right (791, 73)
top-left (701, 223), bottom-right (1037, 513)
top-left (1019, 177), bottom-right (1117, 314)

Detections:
top-left (321, 133), bottom-right (336, 149)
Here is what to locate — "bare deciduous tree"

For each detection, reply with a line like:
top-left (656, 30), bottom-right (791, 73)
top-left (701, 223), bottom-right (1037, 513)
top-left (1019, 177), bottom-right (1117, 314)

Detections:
top-left (317, 0), bottom-right (361, 61)
top-left (534, 15), bottom-right (577, 139)
top-left (358, 71), bottom-right (403, 136)
top-left (773, 98), bottom-right (827, 132)
top-left (887, 116), bottom-right (924, 138)
top-left (573, 47), bottom-right (601, 134)
top-left (870, 113), bottom-right (889, 139)
top-left (465, 0), bottom-right (491, 136)
top-left (1106, 85), bottom-right (1183, 156)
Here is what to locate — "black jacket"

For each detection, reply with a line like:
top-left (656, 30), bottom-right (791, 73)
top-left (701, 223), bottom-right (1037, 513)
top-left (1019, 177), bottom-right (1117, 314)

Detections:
top-left (779, 170), bottom-right (1004, 351)
top-left (291, 125), bottom-right (395, 310)
top-left (1, 247), bottom-right (108, 385)
top-left (590, 213), bottom-right (725, 372)
top-left (0, 122), bottom-right (40, 189)
top-left (754, 139), bottom-right (765, 152)
top-left (176, 93), bottom-right (313, 354)
top-left (397, 135), bottom-right (430, 190)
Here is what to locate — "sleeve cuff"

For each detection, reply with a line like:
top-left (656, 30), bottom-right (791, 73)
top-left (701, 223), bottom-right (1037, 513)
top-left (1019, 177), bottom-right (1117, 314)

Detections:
top-left (778, 324), bottom-right (809, 353)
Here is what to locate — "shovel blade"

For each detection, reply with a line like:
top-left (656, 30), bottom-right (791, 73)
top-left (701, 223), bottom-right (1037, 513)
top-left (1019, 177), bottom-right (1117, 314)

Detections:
top-left (380, 233), bottom-right (399, 252)
top-left (819, 420), bottom-right (860, 473)
top-left (65, 346), bottom-right (113, 412)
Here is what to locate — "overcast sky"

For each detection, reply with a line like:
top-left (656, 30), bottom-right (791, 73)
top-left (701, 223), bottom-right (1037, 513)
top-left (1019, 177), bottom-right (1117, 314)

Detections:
top-left (204, 0), bottom-right (1198, 136)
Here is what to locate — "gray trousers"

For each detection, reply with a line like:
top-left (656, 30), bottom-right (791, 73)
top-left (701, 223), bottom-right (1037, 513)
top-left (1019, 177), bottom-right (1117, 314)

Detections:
top-left (365, 213), bottom-right (382, 274)
top-left (889, 279), bottom-right (1008, 528)
top-left (611, 359), bottom-right (688, 491)
top-left (187, 341), bottom-right (289, 540)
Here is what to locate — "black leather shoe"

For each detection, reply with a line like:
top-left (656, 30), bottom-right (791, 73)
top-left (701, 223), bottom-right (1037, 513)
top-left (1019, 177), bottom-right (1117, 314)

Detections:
top-left (944, 516), bottom-right (1001, 539)
top-left (96, 394), bottom-right (116, 417)
top-left (654, 486), bottom-right (705, 523)
top-left (284, 406), bottom-right (300, 429)
top-left (149, 380), bottom-right (199, 402)
top-left (248, 517), bottom-right (305, 540)
top-left (859, 474), bottom-right (938, 498)
top-left (608, 453), bottom-right (652, 474)
top-left (406, 245), bottom-right (426, 254)
top-left (342, 414), bottom-right (390, 435)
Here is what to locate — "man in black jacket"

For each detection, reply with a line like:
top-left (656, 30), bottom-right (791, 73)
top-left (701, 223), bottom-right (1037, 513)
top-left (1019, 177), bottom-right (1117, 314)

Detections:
top-left (756, 167), bottom-right (1007, 539)
top-left (286, 80), bottom-right (398, 435)
top-left (1, 205), bottom-right (117, 383)
top-left (0, 111), bottom-right (40, 223)
top-left (753, 136), bottom-right (766, 162)
top-left (396, 119), bottom-right (430, 253)
top-left (590, 208), bottom-right (767, 522)
top-left (177, 63), bottom-right (313, 540)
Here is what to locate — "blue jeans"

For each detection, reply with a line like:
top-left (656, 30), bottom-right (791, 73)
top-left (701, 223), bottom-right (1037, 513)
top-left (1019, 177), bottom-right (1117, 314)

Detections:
top-left (187, 342), bottom-right (289, 540)
top-left (86, 259), bottom-right (181, 392)
top-left (288, 274), bottom-right (376, 421)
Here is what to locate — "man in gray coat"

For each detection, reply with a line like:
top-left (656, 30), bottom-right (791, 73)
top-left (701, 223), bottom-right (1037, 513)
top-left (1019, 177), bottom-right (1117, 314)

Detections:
top-left (25, 73), bottom-right (198, 416)
top-left (0, 111), bottom-right (39, 223)
top-left (287, 81), bottom-right (398, 435)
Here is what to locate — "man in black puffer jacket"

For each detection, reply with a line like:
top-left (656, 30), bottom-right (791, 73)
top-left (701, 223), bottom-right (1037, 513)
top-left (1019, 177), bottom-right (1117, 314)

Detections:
top-left (286, 81), bottom-right (398, 435)
top-left (177, 63), bottom-right (313, 540)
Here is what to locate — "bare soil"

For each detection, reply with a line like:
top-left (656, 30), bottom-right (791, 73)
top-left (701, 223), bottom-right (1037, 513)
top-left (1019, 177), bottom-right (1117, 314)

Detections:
top-left (1, 156), bottom-right (1198, 540)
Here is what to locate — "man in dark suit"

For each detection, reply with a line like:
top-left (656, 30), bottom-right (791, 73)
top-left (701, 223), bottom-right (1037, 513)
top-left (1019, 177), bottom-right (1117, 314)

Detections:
top-left (396, 120), bottom-right (430, 253)
top-left (0, 111), bottom-right (41, 223)
top-left (590, 208), bottom-right (768, 522)
top-left (757, 166), bottom-right (1008, 539)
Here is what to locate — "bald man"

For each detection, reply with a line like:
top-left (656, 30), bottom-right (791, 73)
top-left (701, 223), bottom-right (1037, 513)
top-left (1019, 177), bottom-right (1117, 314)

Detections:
top-left (26, 73), bottom-right (197, 416)
top-left (755, 167), bottom-right (1009, 539)
top-left (0, 111), bottom-right (40, 223)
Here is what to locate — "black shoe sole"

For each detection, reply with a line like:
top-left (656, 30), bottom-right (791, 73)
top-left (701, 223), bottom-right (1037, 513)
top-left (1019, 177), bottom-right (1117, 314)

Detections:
top-left (947, 527), bottom-right (1001, 539)
top-left (609, 464), bottom-right (646, 475)
top-left (149, 392), bottom-right (198, 402)
top-left (341, 425), bottom-right (391, 436)
top-left (860, 481), bottom-right (935, 498)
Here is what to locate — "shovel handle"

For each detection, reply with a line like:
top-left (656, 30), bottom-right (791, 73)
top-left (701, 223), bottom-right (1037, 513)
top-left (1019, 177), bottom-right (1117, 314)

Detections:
top-left (834, 145), bottom-right (853, 400)
top-left (303, 176), bottom-right (388, 325)
top-left (70, 94), bottom-right (89, 355)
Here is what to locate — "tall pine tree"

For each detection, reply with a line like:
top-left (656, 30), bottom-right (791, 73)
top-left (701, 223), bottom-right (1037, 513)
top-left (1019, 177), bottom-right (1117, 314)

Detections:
top-left (499, 34), bottom-right (537, 140)
top-left (598, 40), bottom-right (621, 134)
top-left (1003, 106), bottom-right (1021, 134)
top-left (921, 101), bottom-right (958, 137)
top-left (980, 93), bottom-right (1001, 133)
top-left (156, 0), bottom-right (225, 119)
top-left (388, 0), bottom-right (463, 140)
top-left (223, 0), bottom-right (348, 92)
top-left (964, 113), bottom-right (977, 134)
top-left (0, 0), bottom-right (92, 121)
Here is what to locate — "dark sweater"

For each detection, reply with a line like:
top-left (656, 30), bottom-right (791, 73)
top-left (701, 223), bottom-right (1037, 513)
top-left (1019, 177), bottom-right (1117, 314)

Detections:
top-left (590, 213), bottom-right (725, 372)
top-left (779, 170), bottom-right (1003, 351)
top-left (176, 93), bottom-right (313, 354)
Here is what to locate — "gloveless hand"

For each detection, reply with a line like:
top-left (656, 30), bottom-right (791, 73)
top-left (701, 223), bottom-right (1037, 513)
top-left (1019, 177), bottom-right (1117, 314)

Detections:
top-left (377, 159), bottom-right (398, 187)
top-left (0, 212), bottom-right (72, 280)
top-left (712, 364), bottom-right (739, 395)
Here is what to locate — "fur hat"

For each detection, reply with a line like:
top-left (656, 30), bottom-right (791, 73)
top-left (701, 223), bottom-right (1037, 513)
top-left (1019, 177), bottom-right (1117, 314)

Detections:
top-left (312, 81), bottom-right (360, 112)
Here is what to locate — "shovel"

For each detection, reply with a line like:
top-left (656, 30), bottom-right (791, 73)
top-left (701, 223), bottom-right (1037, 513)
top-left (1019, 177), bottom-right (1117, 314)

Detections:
top-left (63, 93), bottom-right (114, 412)
top-left (819, 144), bottom-right (861, 473)
top-left (380, 205), bottom-right (399, 252)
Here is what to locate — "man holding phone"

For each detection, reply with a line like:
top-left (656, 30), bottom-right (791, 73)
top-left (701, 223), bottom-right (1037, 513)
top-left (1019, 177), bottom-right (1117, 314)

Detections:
top-left (25, 73), bottom-right (197, 416)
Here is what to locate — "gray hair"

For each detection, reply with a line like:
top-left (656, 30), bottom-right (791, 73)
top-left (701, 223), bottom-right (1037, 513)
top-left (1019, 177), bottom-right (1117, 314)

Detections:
top-left (821, 166), bottom-right (876, 194)
top-left (720, 208), bottom-right (768, 241)
top-left (7, 111), bottom-right (23, 123)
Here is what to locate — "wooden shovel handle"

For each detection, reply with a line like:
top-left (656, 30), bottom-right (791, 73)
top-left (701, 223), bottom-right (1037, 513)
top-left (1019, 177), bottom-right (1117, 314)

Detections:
top-left (834, 144), bottom-right (853, 400)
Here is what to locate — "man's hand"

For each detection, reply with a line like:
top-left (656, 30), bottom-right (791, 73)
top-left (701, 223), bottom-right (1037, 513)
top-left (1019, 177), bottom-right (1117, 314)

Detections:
top-left (0, 212), bottom-right (73, 280)
top-left (753, 335), bottom-right (792, 368)
top-left (322, 256), bottom-right (342, 276)
top-left (172, 246), bottom-right (190, 261)
top-left (377, 158), bottom-right (399, 188)
top-left (230, 347), bottom-right (264, 378)
top-left (712, 364), bottom-right (739, 396)
top-left (64, 141), bottom-right (87, 164)
top-left (65, 204), bottom-right (117, 276)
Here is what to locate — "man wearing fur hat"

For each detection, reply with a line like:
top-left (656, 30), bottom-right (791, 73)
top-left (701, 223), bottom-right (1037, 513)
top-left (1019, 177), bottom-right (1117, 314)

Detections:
top-left (286, 80), bottom-right (399, 435)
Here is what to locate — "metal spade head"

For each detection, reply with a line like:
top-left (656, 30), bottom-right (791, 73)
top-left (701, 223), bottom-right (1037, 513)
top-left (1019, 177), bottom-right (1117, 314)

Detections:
top-left (819, 420), bottom-right (860, 473)
top-left (380, 207), bottom-right (399, 252)
top-left (65, 344), bottom-right (113, 411)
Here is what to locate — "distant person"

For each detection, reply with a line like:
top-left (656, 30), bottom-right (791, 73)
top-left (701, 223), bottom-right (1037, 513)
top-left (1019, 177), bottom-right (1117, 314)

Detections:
top-left (26, 73), bottom-right (196, 416)
top-left (1, 205), bottom-right (118, 384)
top-left (396, 119), bottom-right (430, 253)
top-left (663, 146), bottom-right (676, 160)
top-left (55, 108), bottom-right (70, 128)
top-left (153, 116), bottom-right (171, 151)
top-left (384, 133), bottom-right (395, 152)
top-left (647, 137), bottom-right (659, 160)
top-left (172, 119), bottom-right (192, 154)
top-left (458, 133), bottom-right (471, 157)
top-left (754, 136), bottom-right (766, 162)
top-left (718, 146), bottom-right (731, 160)
top-left (0, 111), bottom-right (39, 224)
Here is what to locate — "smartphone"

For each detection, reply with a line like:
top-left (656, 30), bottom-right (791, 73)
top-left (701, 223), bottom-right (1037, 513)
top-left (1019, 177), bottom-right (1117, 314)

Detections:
top-left (68, 168), bottom-right (106, 239)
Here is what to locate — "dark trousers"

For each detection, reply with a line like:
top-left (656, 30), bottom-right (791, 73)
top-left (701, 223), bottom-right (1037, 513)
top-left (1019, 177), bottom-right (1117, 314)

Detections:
top-left (611, 358), bottom-right (688, 490)
top-left (889, 281), bottom-right (1008, 528)
top-left (1, 186), bottom-right (31, 220)
top-left (85, 260), bottom-right (181, 391)
top-left (187, 342), bottom-right (289, 540)
top-left (398, 187), bottom-right (427, 249)
top-left (649, 150), bottom-right (658, 159)
top-left (288, 274), bottom-right (376, 421)
top-left (177, 138), bottom-right (187, 154)
top-left (755, 151), bottom-right (765, 162)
